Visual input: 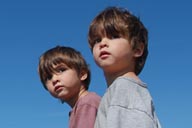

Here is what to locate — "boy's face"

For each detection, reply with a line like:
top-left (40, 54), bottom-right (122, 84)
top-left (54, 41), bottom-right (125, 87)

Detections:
top-left (45, 64), bottom-right (84, 103)
top-left (92, 37), bottom-right (138, 74)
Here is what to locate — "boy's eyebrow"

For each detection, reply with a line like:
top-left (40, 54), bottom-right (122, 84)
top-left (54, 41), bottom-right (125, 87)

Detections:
top-left (54, 63), bottom-right (69, 69)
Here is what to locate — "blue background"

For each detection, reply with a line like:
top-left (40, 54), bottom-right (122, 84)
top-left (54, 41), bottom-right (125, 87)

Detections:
top-left (0, 0), bottom-right (191, 127)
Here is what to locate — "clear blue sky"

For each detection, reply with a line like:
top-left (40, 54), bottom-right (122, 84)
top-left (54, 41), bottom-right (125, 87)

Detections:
top-left (0, 0), bottom-right (191, 127)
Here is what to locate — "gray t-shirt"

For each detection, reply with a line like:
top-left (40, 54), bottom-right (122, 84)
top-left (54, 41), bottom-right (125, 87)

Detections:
top-left (94, 77), bottom-right (161, 128)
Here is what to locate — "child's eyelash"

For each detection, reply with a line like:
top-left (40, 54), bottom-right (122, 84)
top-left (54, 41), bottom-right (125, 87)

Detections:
top-left (94, 38), bottom-right (101, 43)
top-left (46, 74), bottom-right (52, 81)
top-left (56, 67), bottom-right (66, 72)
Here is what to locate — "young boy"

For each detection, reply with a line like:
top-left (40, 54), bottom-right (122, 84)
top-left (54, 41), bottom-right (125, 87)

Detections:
top-left (38, 45), bottom-right (101, 128)
top-left (88, 7), bottom-right (161, 128)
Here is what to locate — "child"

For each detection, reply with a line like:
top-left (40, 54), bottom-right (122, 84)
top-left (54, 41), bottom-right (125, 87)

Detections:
top-left (88, 7), bottom-right (161, 128)
top-left (38, 45), bottom-right (101, 128)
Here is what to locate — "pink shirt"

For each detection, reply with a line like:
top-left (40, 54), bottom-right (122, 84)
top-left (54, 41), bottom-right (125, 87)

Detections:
top-left (69, 92), bottom-right (101, 128)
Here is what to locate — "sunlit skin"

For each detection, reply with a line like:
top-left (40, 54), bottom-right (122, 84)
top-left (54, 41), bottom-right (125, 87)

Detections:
top-left (92, 37), bottom-right (144, 86)
top-left (45, 65), bottom-right (88, 107)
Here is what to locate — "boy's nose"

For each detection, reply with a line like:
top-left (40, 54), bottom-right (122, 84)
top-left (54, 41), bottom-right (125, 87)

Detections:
top-left (52, 74), bottom-right (59, 86)
top-left (100, 38), bottom-right (108, 49)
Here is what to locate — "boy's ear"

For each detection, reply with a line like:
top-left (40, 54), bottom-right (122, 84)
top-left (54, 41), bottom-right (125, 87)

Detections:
top-left (80, 71), bottom-right (88, 81)
top-left (134, 43), bottom-right (144, 58)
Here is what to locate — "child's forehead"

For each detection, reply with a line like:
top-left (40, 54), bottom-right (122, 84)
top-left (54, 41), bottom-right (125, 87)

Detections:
top-left (91, 24), bottom-right (107, 37)
top-left (92, 18), bottom-right (123, 35)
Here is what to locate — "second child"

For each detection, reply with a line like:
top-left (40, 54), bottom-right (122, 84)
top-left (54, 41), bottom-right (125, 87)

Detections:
top-left (38, 45), bottom-right (101, 128)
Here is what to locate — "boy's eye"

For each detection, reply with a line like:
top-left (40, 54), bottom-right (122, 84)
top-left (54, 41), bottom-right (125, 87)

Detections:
top-left (46, 75), bottom-right (52, 81)
top-left (111, 35), bottom-right (120, 39)
top-left (57, 67), bottom-right (66, 73)
top-left (93, 38), bottom-right (101, 44)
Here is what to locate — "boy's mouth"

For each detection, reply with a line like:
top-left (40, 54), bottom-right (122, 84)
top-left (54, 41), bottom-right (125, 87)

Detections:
top-left (99, 51), bottom-right (110, 59)
top-left (54, 85), bottom-right (63, 92)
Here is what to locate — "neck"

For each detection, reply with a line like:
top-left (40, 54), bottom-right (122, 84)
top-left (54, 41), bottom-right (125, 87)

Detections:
top-left (68, 87), bottom-right (88, 108)
top-left (104, 71), bottom-right (140, 86)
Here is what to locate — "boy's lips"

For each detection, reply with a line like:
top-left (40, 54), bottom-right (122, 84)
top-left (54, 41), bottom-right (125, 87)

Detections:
top-left (99, 51), bottom-right (110, 59)
top-left (54, 85), bottom-right (63, 92)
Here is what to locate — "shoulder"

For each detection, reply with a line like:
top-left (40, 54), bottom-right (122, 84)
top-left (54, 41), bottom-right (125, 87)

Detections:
top-left (85, 92), bottom-right (101, 102)
top-left (108, 76), bottom-right (148, 94)
top-left (108, 77), bottom-right (147, 93)
top-left (105, 77), bottom-right (150, 107)
top-left (78, 92), bottom-right (101, 108)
